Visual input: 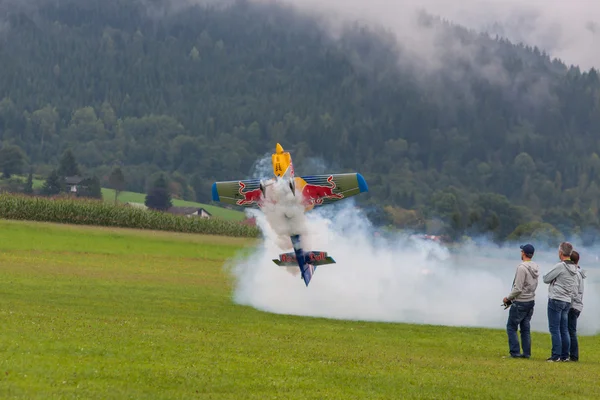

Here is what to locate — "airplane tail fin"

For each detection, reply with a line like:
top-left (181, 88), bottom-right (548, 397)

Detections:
top-left (299, 262), bottom-right (315, 286)
top-left (272, 235), bottom-right (336, 286)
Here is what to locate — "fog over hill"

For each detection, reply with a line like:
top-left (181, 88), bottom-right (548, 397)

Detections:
top-left (258, 0), bottom-right (600, 70)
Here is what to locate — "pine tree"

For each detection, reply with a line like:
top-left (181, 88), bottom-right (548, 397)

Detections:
top-left (145, 174), bottom-right (172, 211)
top-left (0, 145), bottom-right (26, 179)
top-left (57, 149), bottom-right (80, 178)
top-left (41, 170), bottom-right (62, 196)
top-left (23, 171), bottom-right (34, 195)
top-left (108, 166), bottom-right (126, 204)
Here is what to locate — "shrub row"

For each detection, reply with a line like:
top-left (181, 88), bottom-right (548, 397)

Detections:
top-left (0, 193), bottom-right (260, 238)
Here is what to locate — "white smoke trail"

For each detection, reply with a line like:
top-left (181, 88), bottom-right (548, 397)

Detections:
top-left (227, 158), bottom-right (600, 336)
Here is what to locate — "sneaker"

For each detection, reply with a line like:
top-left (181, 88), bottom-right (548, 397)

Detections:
top-left (560, 358), bottom-right (570, 362)
top-left (510, 354), bottom-right (524, 358)
top-left (547, 357), bottom-right (560, 362)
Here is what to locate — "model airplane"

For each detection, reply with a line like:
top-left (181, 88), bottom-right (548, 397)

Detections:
top-left (211, 143), bottom-right (368, 286)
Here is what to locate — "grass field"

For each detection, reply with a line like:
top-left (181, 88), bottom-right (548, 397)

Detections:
top-left (1, 220), bottom-right (599, 399)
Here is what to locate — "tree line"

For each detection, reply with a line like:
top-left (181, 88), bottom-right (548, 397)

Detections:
top-left (1, 0), bottom-right (600, 243)
top-left (0, 146), bottom-right (174, 212)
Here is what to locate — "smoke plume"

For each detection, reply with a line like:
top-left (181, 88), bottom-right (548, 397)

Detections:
top-left (226, 156), bottom-right (599, 336)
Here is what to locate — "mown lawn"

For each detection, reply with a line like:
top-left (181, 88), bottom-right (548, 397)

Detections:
top-left (0, 220), bottom-right (598, 399)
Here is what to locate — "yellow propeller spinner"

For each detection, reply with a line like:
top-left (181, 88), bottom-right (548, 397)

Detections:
top-left (272, 143), bottom-right (291, 178)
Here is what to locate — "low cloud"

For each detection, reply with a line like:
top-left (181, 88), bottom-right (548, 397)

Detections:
top-left (265, 0), bottom-right (600, 70)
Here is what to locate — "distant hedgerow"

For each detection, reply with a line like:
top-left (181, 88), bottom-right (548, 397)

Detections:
top-left (0, 193), bottom-right (260, 238)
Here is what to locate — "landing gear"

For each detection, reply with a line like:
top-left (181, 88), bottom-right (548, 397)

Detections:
top-left (259, 181), bottom-right (266, 197)
top-left (259, 178), bottom-right (274, 197)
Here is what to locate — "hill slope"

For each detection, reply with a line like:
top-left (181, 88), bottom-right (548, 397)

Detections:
top-left (1, 0), bottom-right (600, 241)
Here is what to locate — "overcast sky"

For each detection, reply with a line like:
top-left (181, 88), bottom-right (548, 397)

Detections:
top-left (267, 0), bottom-right (600, 70)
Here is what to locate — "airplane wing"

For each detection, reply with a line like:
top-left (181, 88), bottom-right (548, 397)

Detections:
top-left (212, 172), bottom-right (368, 209)
top-left (297, 173), bottom-right (368, 208)
top-left (211, 178), bottom-right (264, 208)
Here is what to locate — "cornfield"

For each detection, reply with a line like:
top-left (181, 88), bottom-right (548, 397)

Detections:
top-left (0, 193), bottom-right (260, 238)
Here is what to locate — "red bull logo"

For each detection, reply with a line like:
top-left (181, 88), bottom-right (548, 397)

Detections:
top-left (308, 251), bottom-right (327, 262)
top-left (236, 181), bottom-right (263, 206)
top-left (301, 175), bottom-right (344, 205)
top-left (280, 253), bottom-right (296, 263)
top-left (279, 251), bottom-right (327, 263)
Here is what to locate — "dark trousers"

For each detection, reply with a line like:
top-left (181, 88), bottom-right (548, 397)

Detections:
top-left (506, 300), bottom-right (535, 357)
top-left (568, 308), bottom-right (581, 361)
top-left (548, 299), bottom-right (571, 360)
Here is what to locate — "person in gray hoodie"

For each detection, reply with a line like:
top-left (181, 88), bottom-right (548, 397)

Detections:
top-left (543, 241), bottom-right (578, 362)
top-left (503, 243), bottom-right (540, 358)
top-left (568, 250), bottom-right (586, 361)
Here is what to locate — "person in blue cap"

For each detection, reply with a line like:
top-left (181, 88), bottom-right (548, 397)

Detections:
top-left (503, 243), bottom-right (540, 358)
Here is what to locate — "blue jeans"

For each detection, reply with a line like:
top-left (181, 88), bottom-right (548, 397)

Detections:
top-left (548, 299), bottom-right (571, 360)
top-left (568, 308), bottom-right (581, 360)
top-left (506, 300), bottom-right (535, 357)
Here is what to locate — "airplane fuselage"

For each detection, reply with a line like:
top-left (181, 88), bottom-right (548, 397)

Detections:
top-left (261, 143), bottom-right (316, 212)
top-left (211, 142), bottom-right (367, 286)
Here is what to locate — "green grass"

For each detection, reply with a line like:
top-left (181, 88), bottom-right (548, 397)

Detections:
top-left (31, 178), bottom-right (44, 189)
top-left (0, 220), bottom-right (599, 399)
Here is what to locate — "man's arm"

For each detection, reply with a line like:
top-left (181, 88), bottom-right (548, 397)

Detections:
top-left (507, 265), bottom-right (525, 300)
top-left (543, 264), bottom-right (562, 284)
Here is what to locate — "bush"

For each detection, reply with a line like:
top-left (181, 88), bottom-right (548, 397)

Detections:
top-left (0, 193), bottom-right (260, 238)
top-left (507, 221), bottom-right (564, 247)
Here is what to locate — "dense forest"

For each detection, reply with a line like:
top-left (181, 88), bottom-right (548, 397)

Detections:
top-left (1, 0), bottom-right (600, 244)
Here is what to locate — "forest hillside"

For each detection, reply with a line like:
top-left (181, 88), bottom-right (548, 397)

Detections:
top-left (1, 0), bottom-right (599, 243)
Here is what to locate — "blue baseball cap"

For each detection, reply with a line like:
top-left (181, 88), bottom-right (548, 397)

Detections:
top-left (520, 244), bottom-right (535, 256)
